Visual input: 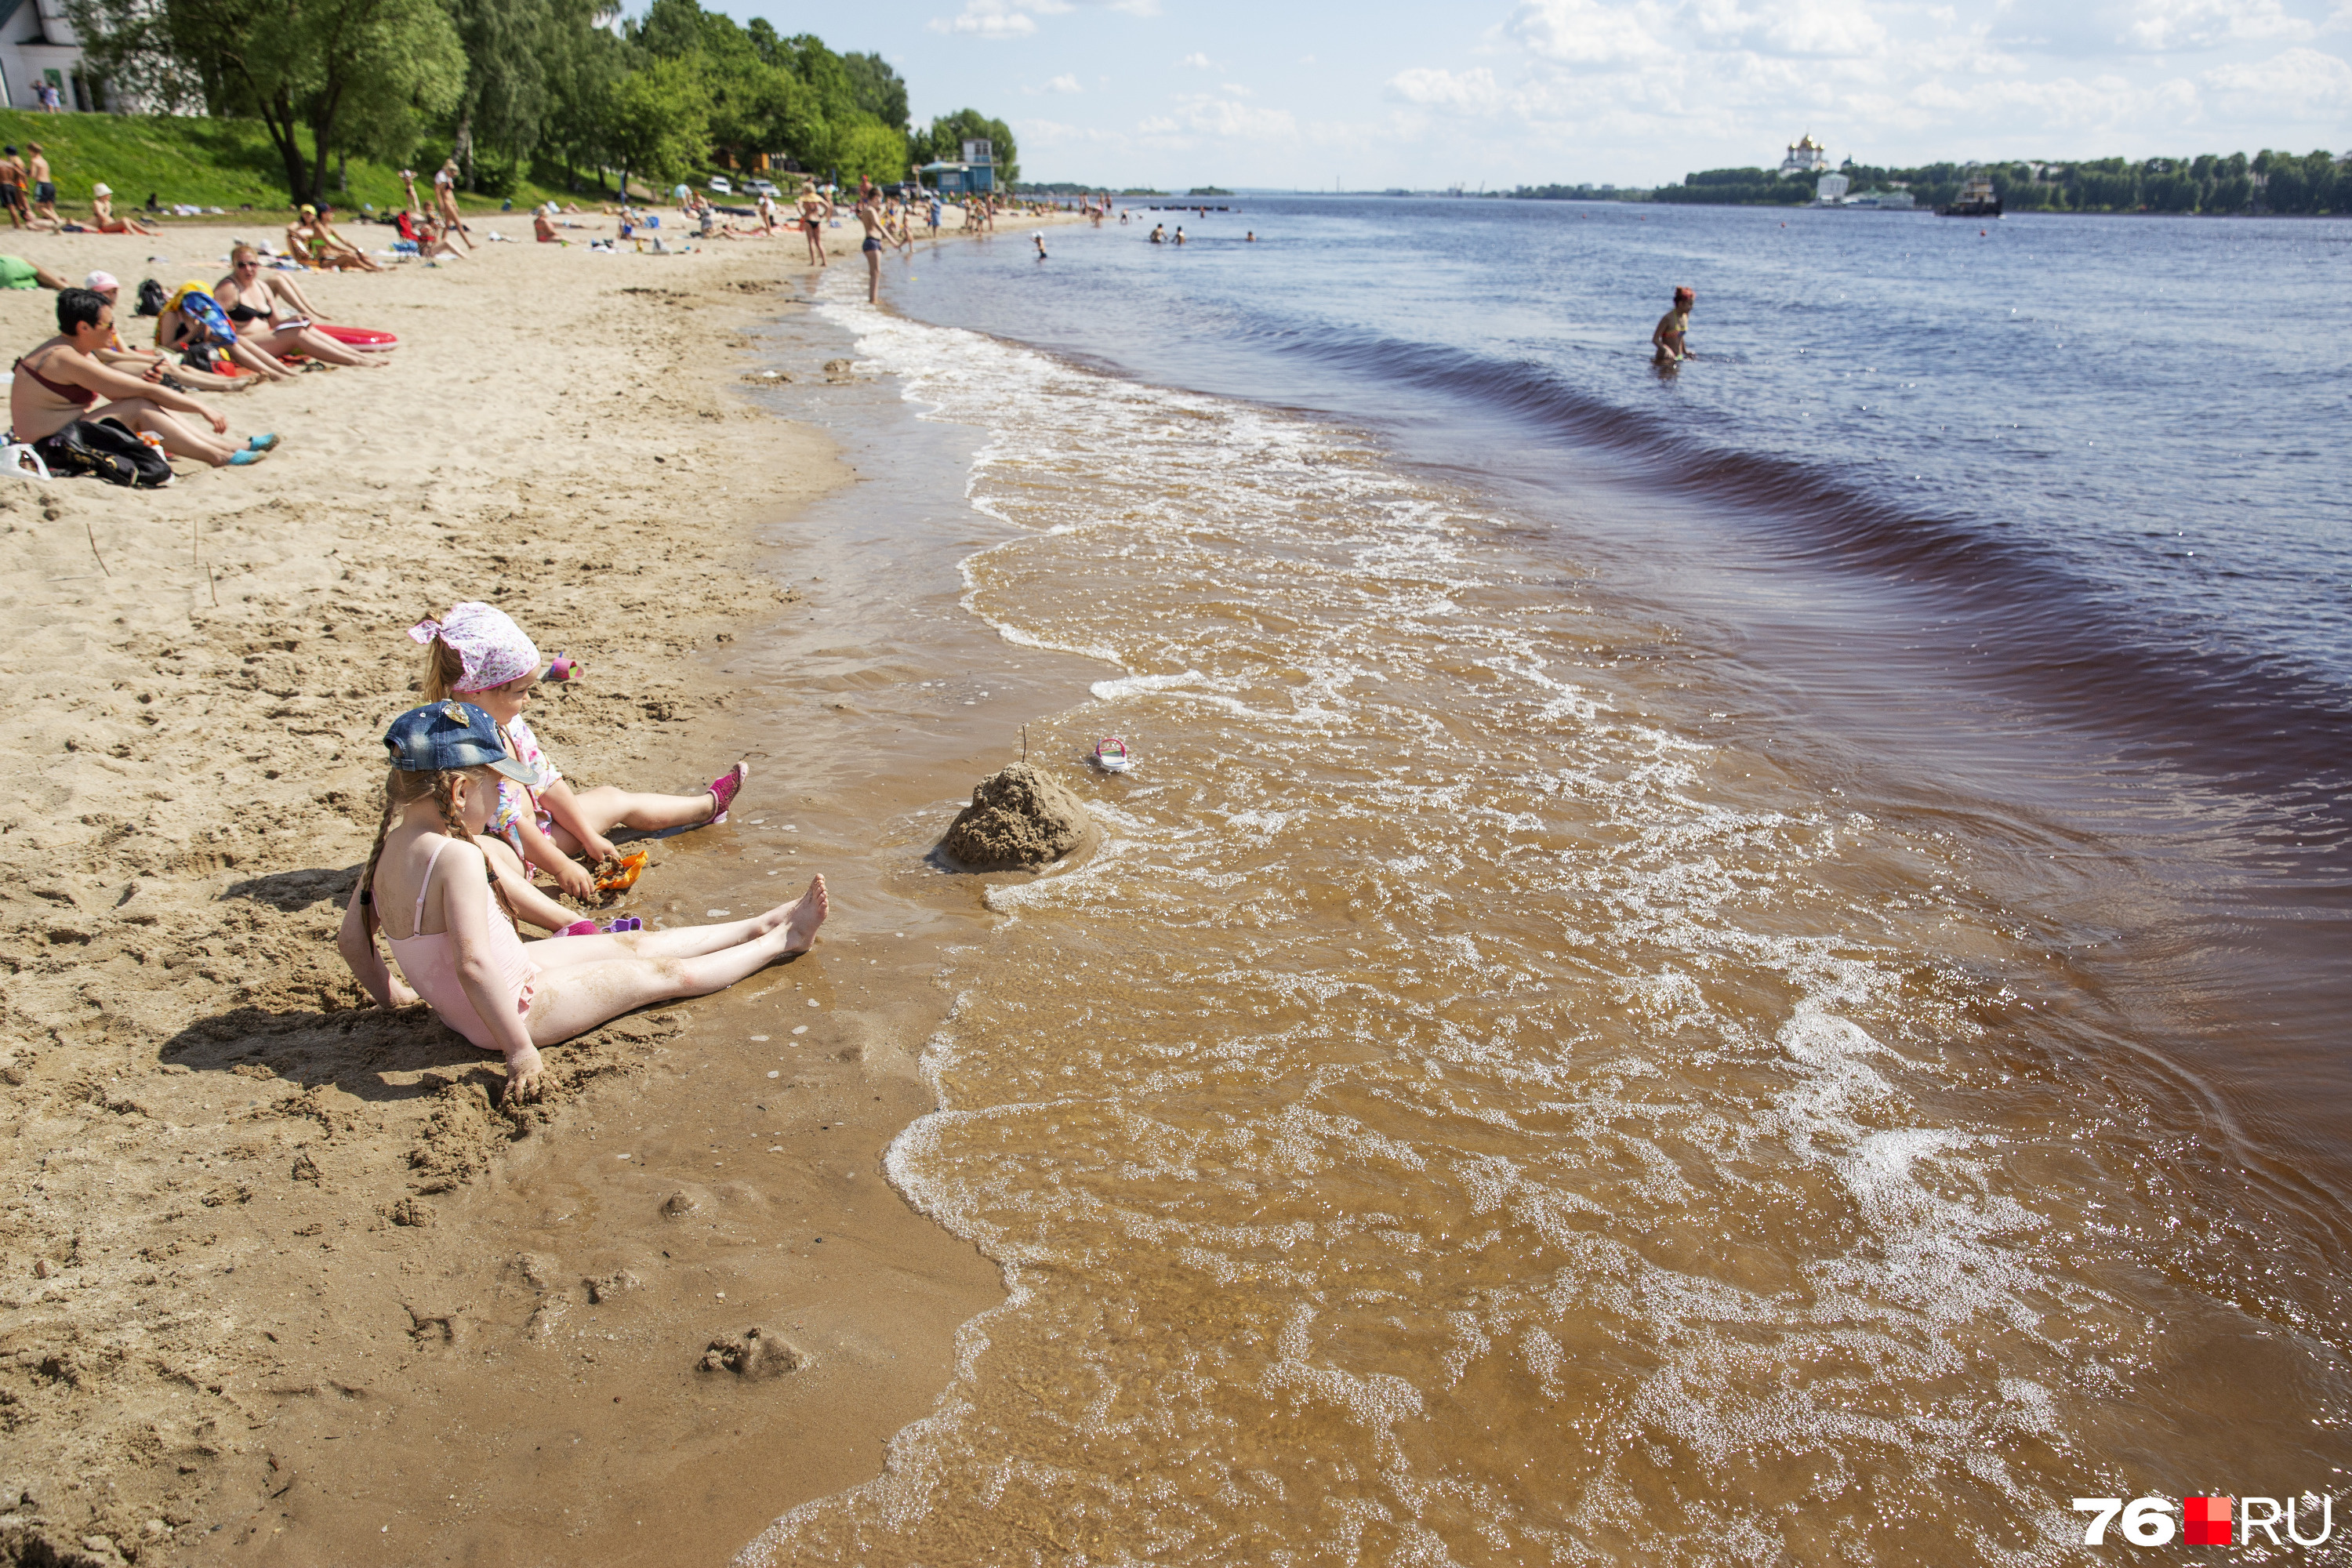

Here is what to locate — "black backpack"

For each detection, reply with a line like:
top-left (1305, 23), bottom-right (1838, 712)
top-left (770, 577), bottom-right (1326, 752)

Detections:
top-left (36, 418), bottom-right (173, 487)
top-left (135, 278), bottom-right (167, 318)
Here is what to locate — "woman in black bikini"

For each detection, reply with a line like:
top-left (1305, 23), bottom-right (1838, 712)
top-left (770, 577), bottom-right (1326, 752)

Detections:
top-left (797, 185), bottom-right (829, 267)
top-left (156, 285), bottom-right (299, 383)
top-left (855, 193), bottom-right (886, 303)
top-left (213, 247), bottom-right (386, 369)
top-left (11, 288), bottom-right (272, 466)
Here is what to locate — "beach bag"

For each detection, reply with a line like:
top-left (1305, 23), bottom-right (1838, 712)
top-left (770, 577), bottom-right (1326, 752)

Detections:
top-left (35, 418), bottom-right (171, 488)
top-left (135, 278), bottom-right (167, 317)
top-left (178, 289), bottom-right (237, 346)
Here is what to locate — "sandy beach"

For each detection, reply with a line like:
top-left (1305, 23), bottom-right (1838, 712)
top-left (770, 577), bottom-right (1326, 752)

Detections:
top-left (0, 210), bottom-right (1080, 1566)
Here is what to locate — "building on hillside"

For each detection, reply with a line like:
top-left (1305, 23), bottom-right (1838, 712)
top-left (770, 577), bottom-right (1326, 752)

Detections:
top-left (1779, 132), bottom-right (1830, 177)
top-left (0, 0), bottom-right (96, 111)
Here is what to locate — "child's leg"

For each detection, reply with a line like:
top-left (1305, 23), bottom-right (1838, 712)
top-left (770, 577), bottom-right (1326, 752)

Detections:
top-left (524, 878), bottom-right (826, 1044)
top-left (528, 882), bottom-right (823, 971)
top-left (480, 837), bottom-right (579, 931)
top-left (543, 763), bottom-right (746, 850)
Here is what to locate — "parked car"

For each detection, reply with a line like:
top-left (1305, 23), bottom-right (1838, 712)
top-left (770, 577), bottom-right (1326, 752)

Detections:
top-left (707, 176), bottom-right (733, 194)
top-left (746, 179), bottom-right (782, 199)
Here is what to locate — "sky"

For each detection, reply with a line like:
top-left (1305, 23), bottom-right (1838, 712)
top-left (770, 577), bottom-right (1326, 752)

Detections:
top-left (707, 0), bottom-right (2352, 187)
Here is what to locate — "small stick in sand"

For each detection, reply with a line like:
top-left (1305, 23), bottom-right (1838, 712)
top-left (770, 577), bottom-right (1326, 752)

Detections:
top-left (209, 566), bottom-right (218, 606)
top-left (86, 521), bottom-right (110, 577)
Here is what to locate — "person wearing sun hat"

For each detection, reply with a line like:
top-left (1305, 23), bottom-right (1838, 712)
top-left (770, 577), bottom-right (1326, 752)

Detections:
top-left (408, 601), bottom-right (753, 900)
top-left (78, 270), bottom-right (265, 396)
top-left (89, 182), bottom-right (159, 236)
top-left (334, 699), bottom-right (829, 1105)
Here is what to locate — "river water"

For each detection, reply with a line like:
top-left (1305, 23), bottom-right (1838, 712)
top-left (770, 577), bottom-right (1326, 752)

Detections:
top-left (742, 200), bottom-right (2352, 1565)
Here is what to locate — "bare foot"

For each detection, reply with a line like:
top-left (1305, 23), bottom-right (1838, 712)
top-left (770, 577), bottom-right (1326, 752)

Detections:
top-left (778, 875), bottom-right (826, 954)
top-left (503, 1044), bottom-right (546, 1105)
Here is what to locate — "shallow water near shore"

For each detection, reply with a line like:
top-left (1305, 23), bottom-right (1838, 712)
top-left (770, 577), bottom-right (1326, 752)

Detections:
top-left (735, 209), bottom-right (2352, 1564)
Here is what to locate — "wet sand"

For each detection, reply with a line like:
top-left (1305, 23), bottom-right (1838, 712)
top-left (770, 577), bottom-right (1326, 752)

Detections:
top-left (0, 213), bottom-right (1080, 1565)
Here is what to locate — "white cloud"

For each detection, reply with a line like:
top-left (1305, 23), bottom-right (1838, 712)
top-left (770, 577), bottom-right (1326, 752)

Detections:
top-left (1388, 67), bottom-right (1508, 108)
top-left (930, 1), bottom-right (1042, 38)
top-left (927, 0), bottom-right (1154, 38)
top-left (2203, 43), bottom-right (2352, 110)
top-left (1050, 72), bottom-right (1084, 93)
top-left (1178, 52), bottom-right (1216, 68)
top-left (2122, 0), bottom-right (2316, 50)
top-left (1688, 0), bottom-right (1890, 56)
top-left (1136, 92), bottom-right (1301, 148)
top-left (1506, 0), bottom-right (1675, 67)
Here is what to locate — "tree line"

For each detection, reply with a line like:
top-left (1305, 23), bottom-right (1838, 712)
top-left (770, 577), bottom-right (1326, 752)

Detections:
top-left (62, 0), bottom-right (1017, 205)
top-left (1518, 149), bottom-right (2346, 215)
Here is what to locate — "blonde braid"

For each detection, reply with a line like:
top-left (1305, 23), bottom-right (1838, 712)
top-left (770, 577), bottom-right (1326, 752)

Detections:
top-left (432, 769), bottom-right (521, 933)
top-left (354, 769), bottom-right (399, 944)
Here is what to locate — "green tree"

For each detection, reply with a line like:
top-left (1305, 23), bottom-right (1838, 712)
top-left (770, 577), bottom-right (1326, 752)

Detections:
top-left (842, 51), bottom-right (908, 129)
top-left (832, 118), bottom-right (909, 184)
top-left (537, 15), bottom-right (627, 190)
top-left (158, 0), bottom-right (463, 202)
top-left (604, 54), bottom-right (710, 191)
top-left (445, 0), bottom-right (567, 190)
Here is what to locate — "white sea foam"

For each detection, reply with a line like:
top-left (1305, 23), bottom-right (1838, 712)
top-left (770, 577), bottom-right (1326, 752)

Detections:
top-left (752, 267), bottom-right (2100, 1567)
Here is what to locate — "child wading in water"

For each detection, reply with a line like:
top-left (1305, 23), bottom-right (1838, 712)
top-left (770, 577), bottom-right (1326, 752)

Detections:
top-left (337, 702), bottom-right (826, 1103)
top-left (408, 604), bottom-right (749, 916)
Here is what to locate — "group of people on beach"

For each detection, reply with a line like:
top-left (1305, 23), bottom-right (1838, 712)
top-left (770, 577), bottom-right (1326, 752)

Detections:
top-left (7, 237), bottom-right (401, 477)
top-left (2, 143), bottom-right (156, 235)
top-left (337, 603), bottom-right (824, 1103)
top-left (0, 154), bottom-right (531, 477)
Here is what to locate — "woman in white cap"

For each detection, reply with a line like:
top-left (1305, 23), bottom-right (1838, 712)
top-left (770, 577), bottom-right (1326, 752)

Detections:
top-left (88, 183), bottom-right (158, 236)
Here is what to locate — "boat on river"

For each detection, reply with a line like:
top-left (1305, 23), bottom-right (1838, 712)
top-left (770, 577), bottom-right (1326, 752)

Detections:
top-left (1940, 166), bottom-right (2003, 217)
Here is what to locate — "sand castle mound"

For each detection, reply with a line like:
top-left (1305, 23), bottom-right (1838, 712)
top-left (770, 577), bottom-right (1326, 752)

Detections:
top-left (940, 763), bottom-right (1087, 870)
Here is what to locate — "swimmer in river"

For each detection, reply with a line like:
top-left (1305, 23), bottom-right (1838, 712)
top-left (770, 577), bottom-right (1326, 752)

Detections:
top-left (1034, 232), bottom-right (1047, 261)
top-left (1149, 223), bottom-right (1165, 244)
top-left (1652, 285), bottom-right (1694, 366)
top-left (1246, 231), bottom-right (1257, 241)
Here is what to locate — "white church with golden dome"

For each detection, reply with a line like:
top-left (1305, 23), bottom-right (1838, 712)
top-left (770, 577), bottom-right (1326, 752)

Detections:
top-left (1778, 132), bottom-right (1831, 177)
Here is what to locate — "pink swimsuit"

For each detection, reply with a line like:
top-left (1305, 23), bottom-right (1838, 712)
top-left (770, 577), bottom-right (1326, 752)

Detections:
top-left (385, 837), bottom-right (539, 1051)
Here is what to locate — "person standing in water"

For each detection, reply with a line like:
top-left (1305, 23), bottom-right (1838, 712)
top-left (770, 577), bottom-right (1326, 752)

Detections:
top-left (855, 191), bottom-right (887, 303)
top-left (1033, 232), bottom-right (1047, 261)
top-left (797, 182), bottom-right (830, 267)
top-left (1652, 285), bottom-right (1694, 365)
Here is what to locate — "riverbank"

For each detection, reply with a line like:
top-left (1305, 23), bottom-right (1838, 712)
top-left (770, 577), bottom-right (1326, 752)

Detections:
top-left (0, 219), bottom-right (1078, 1566)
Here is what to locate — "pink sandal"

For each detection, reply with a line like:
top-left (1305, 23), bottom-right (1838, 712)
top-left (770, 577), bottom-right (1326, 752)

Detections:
top-left (706, 762), bottom-right (748, 824)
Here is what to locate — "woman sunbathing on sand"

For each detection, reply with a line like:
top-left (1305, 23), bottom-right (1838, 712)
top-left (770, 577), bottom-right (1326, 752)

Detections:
top-left (156, 283), bottom-right (299, 383)
top-left (412, 603), bottom-right (752, 903)
top-left (11, 288), bottom-right (275, 466)
top-left (214, 246), bottom-right (386, 368)
top-left (339, 702), bottom-right (826, 1104)
top-left (82, 270), bottom-right (251, 392)
top-left (88, 183), bottom-right (158, 237)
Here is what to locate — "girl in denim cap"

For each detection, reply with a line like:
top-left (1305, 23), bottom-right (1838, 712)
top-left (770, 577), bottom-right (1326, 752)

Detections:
top-left (337, 702), bottom-right (826, 1103)
top-left (409, 603), bottom-right (748, 902)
